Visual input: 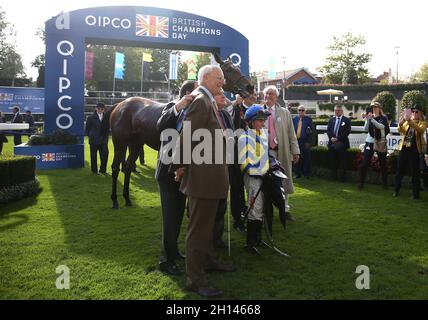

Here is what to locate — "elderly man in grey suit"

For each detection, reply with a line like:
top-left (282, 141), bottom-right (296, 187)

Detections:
top-left (263, 85), bottom-right (300, 231)
top-left (174, 65), bottom-right (236, 298)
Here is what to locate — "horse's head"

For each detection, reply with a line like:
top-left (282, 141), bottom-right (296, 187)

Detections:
top-left (214, 53), bottom-right (254, 98)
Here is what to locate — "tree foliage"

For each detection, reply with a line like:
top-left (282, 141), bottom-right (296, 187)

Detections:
top-left (0, 7), bottom-right (25, 81)
top-left (318, 32), bottom-right (371, 84)
top-left (372, 91), bottom-right (397, 118)
top-left (410, 62), bottom-right (428, 82)
top-left (31, 26), bottom-right (45, 69)
top-left (400, 90), bottom-right (428, 113)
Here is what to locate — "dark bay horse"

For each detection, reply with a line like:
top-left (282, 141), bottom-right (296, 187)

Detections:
top-left (107, 54), bottom-right (254, 209)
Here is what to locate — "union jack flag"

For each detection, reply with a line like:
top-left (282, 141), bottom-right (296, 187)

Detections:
top-left (136, 14), bottom-right (169, 38)
top-left (42, 153), bottom-right (55, 162)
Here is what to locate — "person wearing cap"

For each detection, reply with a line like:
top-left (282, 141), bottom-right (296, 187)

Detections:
top-left (358, 101), bottom-right (390, 189)
top-left (239, 105), bottom-right (271, 254)
top-left (262, 85), bottom-right (300, 224)
top-left (327, 105), bottom-right (351, 181)
top-left (85, 102), bottom-right (109, 174)
top-left (394, 103), bottom-right (428, 199)
top-left (293, 105), bottom-right (314, 179)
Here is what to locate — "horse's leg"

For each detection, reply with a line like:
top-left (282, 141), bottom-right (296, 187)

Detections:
top-left (111, 142), bottom-right (127, 209)
top-left (123, 140), bottom-right (142, 207)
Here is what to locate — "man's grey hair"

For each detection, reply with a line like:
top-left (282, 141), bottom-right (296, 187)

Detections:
top-left (198, 65), bottom-right (222, 85)
top-left (263, 85), bottom-right (279, 97)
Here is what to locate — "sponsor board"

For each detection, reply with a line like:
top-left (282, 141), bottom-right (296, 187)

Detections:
top-left (14, 144), bottom-right (85, 169)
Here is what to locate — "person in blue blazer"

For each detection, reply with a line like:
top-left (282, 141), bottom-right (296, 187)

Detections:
top-left (327, 105), bottom-right (351, 181)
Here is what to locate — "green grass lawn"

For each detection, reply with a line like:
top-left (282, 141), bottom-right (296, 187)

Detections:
top-left (1, 137), bottom-right (428, 299)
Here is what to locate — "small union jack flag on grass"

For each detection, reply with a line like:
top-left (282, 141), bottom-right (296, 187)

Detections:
top-left (136, 14), bottom-right (169, 38)
top-left (42, 153), bottom-right (55, 162)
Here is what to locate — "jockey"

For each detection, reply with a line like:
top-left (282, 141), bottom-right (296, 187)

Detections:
top-left (239, 105), bottom-right (289, 255)
top-left (238, 105), bottom-right (270, 255)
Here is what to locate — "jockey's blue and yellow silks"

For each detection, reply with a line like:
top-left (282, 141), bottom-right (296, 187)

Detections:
top-left (238, 129), bottom-right (269, 176)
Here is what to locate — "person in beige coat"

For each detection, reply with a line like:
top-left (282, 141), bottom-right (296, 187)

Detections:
top-left (262, 85), bottom-right (300, 225)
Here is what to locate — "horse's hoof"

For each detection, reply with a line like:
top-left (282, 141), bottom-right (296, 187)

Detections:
top-left (112, 203), bottom-right (119, 209)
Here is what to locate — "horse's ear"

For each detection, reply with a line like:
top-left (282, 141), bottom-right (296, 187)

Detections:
top-left (214, 52), bottom-right (224, 66)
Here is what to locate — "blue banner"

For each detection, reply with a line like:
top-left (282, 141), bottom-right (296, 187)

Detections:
top-left (0, 87), bottom-right (45, 114)
top-left (114, 52), bottom-right (125, 79)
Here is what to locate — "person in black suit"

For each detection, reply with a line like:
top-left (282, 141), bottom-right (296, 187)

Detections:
top-left (0, 111), bottom-right (8, 154)
top-left (24, 110), bottom-right (35, 138)
top-left (227, 90), bottom-right (257, 233)
top-left (11, 106), bottom-right (23, 145)
top-left (155, 80), bottom-right (197, 275)
top-left (213, 89), bottom-right (236, 249)
top-left (327, 105), bottom-right (351, 181)
top-left (85, 102), bottom-right (109, 174)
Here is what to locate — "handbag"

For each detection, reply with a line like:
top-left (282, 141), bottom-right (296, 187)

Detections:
top-left (373, 138), bottom-right (387, 153)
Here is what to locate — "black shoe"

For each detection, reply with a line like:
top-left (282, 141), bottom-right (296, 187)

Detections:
top-left (392, 192), bottom-right (399, 197)
top-left (245, 245), bottom-right (261, 255)
top-left (159, 263), bottom-right (183, 276)
top-left (186, 285), bottom-right (223, 298)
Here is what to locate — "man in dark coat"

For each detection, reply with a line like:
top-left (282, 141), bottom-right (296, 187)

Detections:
top-left (85, 102), bottom-right (109, 174)
top-left (11, 106), bottom-right (23, 145)
top-left (155, 80), bottom-right (196, 276)
top-left (228, 90), bottom-right (257, 232)
top-left (327, 105), bottom-right (352, 181)
top-left (24, 110), bottom-right (35, 137)
top-left (293, 105), bottom-right (314, 179)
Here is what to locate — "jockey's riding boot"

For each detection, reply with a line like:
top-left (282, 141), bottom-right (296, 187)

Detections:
top-left (245, 220), bottom-right (261, 255)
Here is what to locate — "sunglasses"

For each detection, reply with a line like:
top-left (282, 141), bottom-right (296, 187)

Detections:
top-left (298, 109), bottom-right (305, 112)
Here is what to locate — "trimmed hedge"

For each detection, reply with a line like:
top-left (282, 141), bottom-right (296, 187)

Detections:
top-left (0, 155), bottom-right (36, 188)
top-left (28, 130), bottom-right (79, 146)
top-left (311, 146), bottom-right (361, 171)
top-left (311, 146), bottom-right (399, 173)
top-left (0, 179), bottom-right (41, 204)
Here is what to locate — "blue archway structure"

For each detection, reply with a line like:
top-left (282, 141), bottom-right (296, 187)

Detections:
top-left (15, 6), bottom-right (249, 169)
